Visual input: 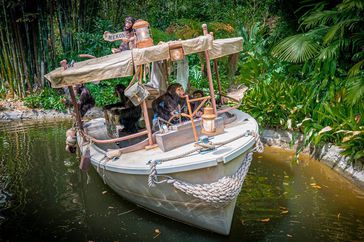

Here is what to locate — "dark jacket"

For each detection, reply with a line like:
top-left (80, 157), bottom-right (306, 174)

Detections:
top-left (152, 92), bottom-right (183, 121)
top-left (78, 86), bottom-right (95, 117)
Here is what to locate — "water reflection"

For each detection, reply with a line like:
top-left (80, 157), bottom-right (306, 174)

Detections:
top-left (0, 121), bottom-right (363, 241)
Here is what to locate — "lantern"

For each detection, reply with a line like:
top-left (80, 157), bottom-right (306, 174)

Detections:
top-left (133, 20), bottom-right (154, 48)
top-left (169, 42), bottom-right (185, 61)
top-left (201, 105), bottom-right (217, 135)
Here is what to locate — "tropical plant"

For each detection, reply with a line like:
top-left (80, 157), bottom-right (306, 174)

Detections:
top-left (23, 88), bottom-right (66, 111)
top-left (272, 0), bottom-right (364, 105)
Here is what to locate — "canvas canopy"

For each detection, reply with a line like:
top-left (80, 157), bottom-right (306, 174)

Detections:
top-left (209, 37), bottom-right (243, 60)
top-left (132, 43), bottom-right (170, 67)
top-left (45, 51), bottom-right (134, 88)
top-left (45, 36), bottom-right (243, 88)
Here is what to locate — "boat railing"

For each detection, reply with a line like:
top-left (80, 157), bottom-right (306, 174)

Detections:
top-left (217, 94), bottom-right (241, 114)
top-left (81, 129), bottom-right (148, 144)
top-left (166, 95), bottom-right (212, 142)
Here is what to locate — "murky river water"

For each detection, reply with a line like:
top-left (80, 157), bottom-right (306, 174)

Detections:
top-left (0, 120), bottom-right (363, 241)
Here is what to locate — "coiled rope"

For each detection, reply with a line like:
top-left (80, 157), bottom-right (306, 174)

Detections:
top-left (147, 130), bottom-right (264, 208)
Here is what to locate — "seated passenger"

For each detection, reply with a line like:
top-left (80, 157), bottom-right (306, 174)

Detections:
top-left (76, 84), bottom-right (95, 117)
top-left (104, 84), bottom-right (141, 134)
top-left (152, 83), bottom-right (185, 123)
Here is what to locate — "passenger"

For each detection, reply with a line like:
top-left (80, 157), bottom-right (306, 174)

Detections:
top-left (111, 16), bottom-right (136, 54)
top-left (104, 84), bottom-right (141, 134)
top-left (61, 87), bottom-right (73, 114)
top-left (76, 84), bottom-right (95, 117)
top-left (152, 83), bottom-right (185, 123)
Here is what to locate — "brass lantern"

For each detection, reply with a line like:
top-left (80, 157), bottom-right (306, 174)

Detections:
top-left (169, 41), bottom-right (185, 61)
top-left (133, 20), bottom-right (154, 48)
top-left (201, 104), bottom-right (217, 135)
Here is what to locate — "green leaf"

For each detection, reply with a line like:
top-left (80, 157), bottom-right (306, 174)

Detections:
top-left (272, 34), bottom-right (321, 63)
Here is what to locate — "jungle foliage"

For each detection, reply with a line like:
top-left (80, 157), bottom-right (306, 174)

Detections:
top-left (241, 0), bottom-right (364, 165)
top-left (0, 0), bottom-right (362, 165)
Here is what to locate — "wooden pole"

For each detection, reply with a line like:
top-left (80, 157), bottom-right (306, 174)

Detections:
top-left (138, 65), bottom-right (154, 147)
top-left (202, 24), bottom-right (217, 114)
top-left (213, 59), bottom-right (223, 103)
top-left (210, 32), bottom-right (222, 103)
top-left (185, 95), bottom-right (198, 142)
top-left (68, 86), bottom-right (83, 130)
top-left (60, 60), bottom-right (83, 130)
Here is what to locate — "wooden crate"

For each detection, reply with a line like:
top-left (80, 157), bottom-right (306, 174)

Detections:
top-left (156, 117), bottom-right (224, 152)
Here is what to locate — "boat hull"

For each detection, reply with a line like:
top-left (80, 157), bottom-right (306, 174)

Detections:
top-left (92, 151), bottom-right (249, 235)
top-left (79, 110), bottom-right (259, 234)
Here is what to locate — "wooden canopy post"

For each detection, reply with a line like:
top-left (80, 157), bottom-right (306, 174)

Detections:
top-left (68, 86), bottom-right (83, 130)
top-left (185, 95), bottom-right (198, 142)
top-left (60, 59), bottom-right (83, 130)
top-left (209, 32), bottom-right (223, 102)
top-left (202, 24), bottom-right (217, 114)
top-left (213, 59), bottom-right (223, 103)
top-left (138, 65), bottom-right (154, 147)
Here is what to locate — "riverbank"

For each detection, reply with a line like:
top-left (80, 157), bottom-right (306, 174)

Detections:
top-left (261, 129), bottom-right (364, 189)
top-left (0, 100), bottom-right (102, 122)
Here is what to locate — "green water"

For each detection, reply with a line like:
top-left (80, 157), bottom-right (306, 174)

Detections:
top-left (0, 121), bottom-right (364, 241)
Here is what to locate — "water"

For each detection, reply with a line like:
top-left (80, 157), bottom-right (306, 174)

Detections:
top-left (0, 121), bottom-right (363, 241)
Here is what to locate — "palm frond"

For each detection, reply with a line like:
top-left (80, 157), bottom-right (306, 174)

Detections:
top-left (272, 34), bottom-right (321, 63)
top-left (301, 10), bottom-right (337, 30)
top-left (298, 1), bottom-right (326, 24)
top-left (348, 59), bottom-right (364, 76)
top-left (352, 51), bottom-right (364, 61)
top-left (323, 23), bottom-right (341, 44)
top-left (318, 43), bottom-right (340, 60)
top-left (346, 74), bottom-right (364, 105)
top-left (323, 18), bottom-right (361, 43)
top-left (352, 32), bottom-right (364, 48)
top-left (338, 0), bottom-right (364, 11)
top-left (337, 38), bottom-right (351, 49)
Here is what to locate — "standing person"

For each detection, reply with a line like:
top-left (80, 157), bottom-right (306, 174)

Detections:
top-left (111, 16), bottom-right (136, 54)
top-left (76, 84), bottom-right (95, 117)
top-left (104, 84), bottom-right (141, 134)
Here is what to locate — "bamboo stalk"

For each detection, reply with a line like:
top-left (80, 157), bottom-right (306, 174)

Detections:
top-left (16, 17), bottom-right (31, 93)
top-left (13, 19), bottom-right (25, 97)
top-left (2, 0), bottom-right (15, 97)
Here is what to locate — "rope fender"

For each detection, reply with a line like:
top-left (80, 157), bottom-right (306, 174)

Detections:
top-left (147, 131), bottom-right (264, 208)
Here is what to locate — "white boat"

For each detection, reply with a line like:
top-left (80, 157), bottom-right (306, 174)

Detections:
top-left (46, 23), bottom-right (263, 235)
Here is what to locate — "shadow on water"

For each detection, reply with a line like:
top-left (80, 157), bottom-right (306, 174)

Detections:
top-left (0, 121), bottom-right (364, 241)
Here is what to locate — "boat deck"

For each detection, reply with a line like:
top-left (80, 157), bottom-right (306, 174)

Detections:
top-left (82, 109), bottom-right (258, 175)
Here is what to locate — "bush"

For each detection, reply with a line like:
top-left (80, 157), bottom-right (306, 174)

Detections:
top-left (23, 88), bottom-right (66, 111)
top-left (86, 79), bottom-right (125, 107)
